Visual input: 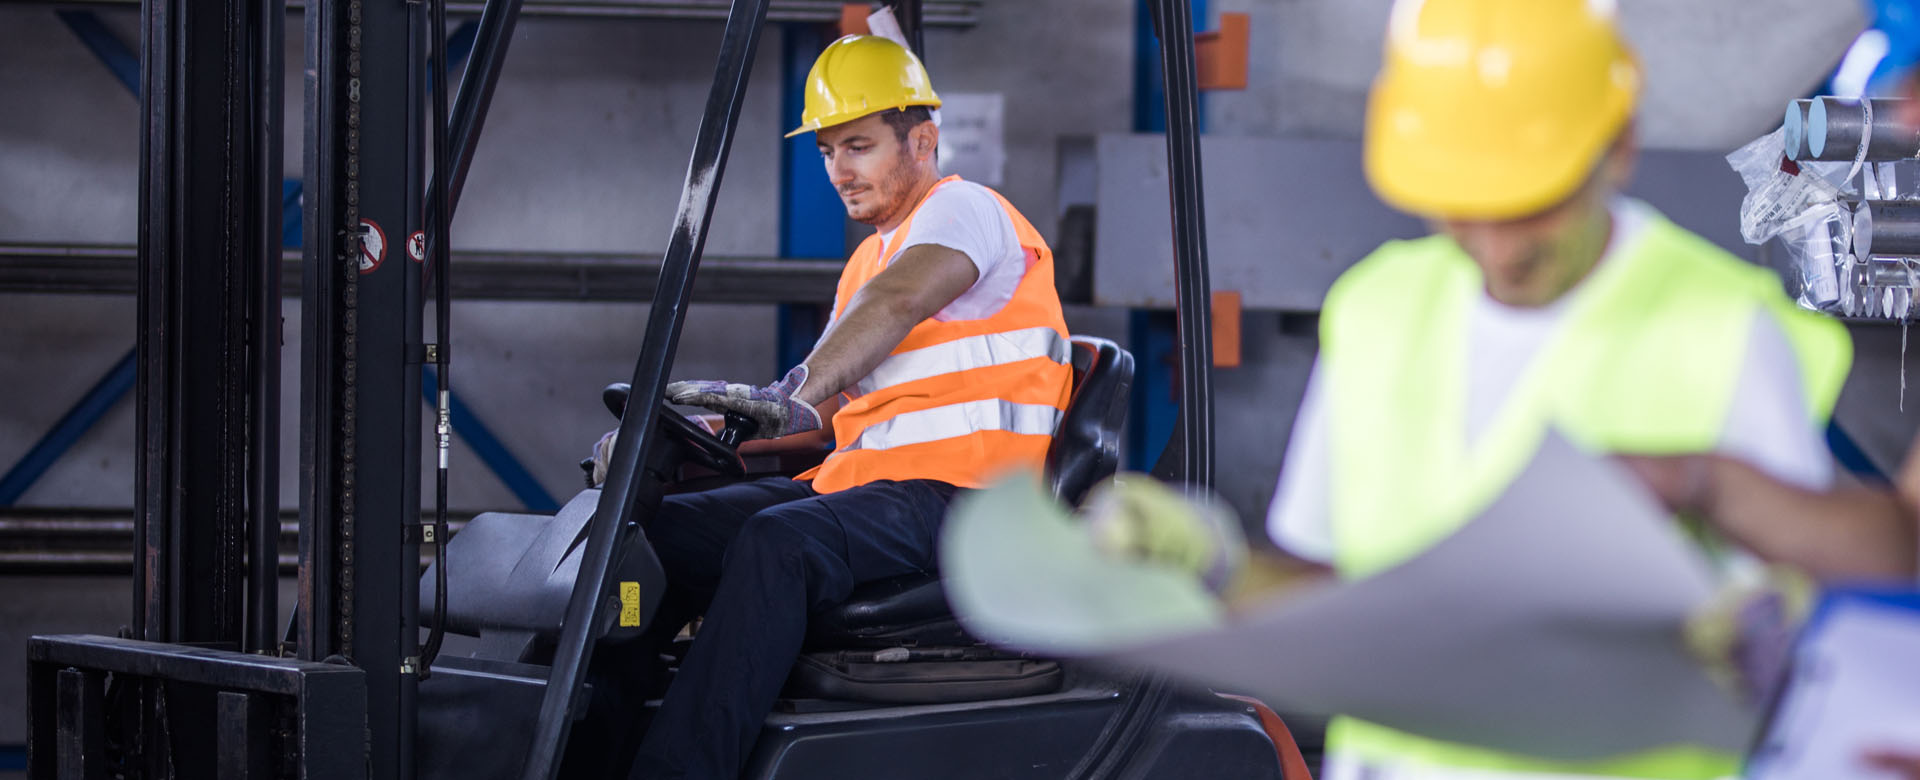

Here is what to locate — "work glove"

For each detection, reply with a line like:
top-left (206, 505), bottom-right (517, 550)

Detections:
top-left (1684, 566), bottom-right (1815, 707)
top-left (586, 429), bottom-right (619, 488)
top-left (665, 365), bottom-right (822, 441)
top-left (1082, 474), bottom-right (1248, 594)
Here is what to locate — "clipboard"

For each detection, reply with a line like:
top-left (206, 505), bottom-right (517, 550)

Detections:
top-left (1747, 588), bottom-right (1920, 779)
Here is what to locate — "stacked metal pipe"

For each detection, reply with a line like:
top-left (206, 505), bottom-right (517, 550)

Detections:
top-left (1772, 97), bottom-right (1920, 318)
top-left (1791, 97), bottom-right (1920, 162)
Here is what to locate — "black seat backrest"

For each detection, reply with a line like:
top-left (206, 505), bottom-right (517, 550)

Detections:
top-left (1044, 336), bottom-right (1135, 506)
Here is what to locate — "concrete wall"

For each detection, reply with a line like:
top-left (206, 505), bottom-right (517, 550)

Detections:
top-left (0, 9), bottom-right (140, 244)
top-left (1205, 0), bottom-right (1867, 150)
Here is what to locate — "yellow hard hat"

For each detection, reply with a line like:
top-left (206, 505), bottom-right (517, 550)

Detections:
top-left (787, 35), bottom-right (942, 138)
top-left (1364, 0), bottom-right (1641, 220)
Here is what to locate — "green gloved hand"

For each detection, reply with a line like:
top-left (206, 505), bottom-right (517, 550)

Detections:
top-left (1083, 474), bottom-right (1248, 594)
top-left (1684, 565), bottom-right (1816, 706)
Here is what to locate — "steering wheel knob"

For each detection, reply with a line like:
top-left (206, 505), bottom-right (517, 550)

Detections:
top-left (718, 412), bottom-right (759, 447)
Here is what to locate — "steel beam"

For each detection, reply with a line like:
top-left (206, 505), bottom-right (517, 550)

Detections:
top-left (55, 11), bottom-right (139, 96)
top-left (0, 508), bottom-right (470, 575)
top-left (0, 244), bottom-right (842, 302)
top-left (0, 349), bottom-right (136, 507)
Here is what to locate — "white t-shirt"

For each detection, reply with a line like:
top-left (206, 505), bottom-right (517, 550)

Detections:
top-left (872, 180), bottom-right (1028, 322)
top-left (1267, 199), bottom-right (1833, 563)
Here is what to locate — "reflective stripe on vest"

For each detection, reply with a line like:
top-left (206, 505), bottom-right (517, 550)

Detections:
top-left (799, 176), bottom-right (1074, 493)
top-left (1316, 206), bottom-right (1852, 779)
top-left (841, 399), bottom-right (1064, 452)
top-left (853, 326), bottom-right (1072, 398)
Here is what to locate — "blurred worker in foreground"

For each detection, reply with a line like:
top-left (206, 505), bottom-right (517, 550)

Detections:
top-left (1105, 0), bottom-right (1863, 778)
top-left (598, 35), bottom-right (1073, 779)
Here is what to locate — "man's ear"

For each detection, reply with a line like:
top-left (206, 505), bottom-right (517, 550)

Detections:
top-left (1604, 122), bottom-right (1638, 192)
top-left (911, 120), bottom-right (939, 163)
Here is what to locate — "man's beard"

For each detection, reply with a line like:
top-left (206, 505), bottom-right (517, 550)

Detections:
top-left (846, 150), bottom-right (921, 227)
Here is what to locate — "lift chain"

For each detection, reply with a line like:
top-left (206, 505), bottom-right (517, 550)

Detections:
top-left (337, 0), bottom-right (363, 654)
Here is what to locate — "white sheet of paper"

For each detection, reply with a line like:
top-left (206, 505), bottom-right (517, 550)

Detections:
top-left (1748, 598), bottom-right (1920, 780)
top-left (942, 431), bottom-right (1756, 761)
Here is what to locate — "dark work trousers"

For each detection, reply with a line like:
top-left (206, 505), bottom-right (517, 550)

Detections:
top-left (627, 476), bottom-right (960, 780)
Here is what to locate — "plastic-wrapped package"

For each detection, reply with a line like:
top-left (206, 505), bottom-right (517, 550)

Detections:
top-left (1728, 128), bottom-right (1869, 314)
top-left (1728, 128), bottom-right (1848, 246)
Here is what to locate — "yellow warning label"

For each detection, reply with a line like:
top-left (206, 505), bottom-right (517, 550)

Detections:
top-left (619, 582), bottom-right (641, 627)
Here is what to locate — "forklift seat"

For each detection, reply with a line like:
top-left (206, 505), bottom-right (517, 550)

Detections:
top-left (796, 335), bottom-right (1134, 655)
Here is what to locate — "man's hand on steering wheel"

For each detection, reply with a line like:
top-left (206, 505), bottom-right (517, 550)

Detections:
top-left (665, 365), bottom-right (823, 441)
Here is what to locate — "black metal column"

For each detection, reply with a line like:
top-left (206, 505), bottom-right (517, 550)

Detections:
top-left (249, 0), bottom-right (289, 658)
top-left (297, 0), bottom-right (345, 667)
top-left (301, 0), bottom-right (423, 778)
top-left (1070, 3), bottom-right (1210, 779)
top-left (1146, 0), bottom-right (1213, 490)
top-left (135, 0), bottom-right (284, 649)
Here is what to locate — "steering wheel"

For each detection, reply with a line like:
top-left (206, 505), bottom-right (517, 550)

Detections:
top-left (600, 383), bottom-right (751, 477)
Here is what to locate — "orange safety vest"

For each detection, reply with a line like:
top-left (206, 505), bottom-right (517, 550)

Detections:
top-left (800, 175), bottom-right (1074, 494)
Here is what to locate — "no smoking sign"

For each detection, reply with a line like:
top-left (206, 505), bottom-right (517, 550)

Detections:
top-left (358, 218), bottom-right (387, 274)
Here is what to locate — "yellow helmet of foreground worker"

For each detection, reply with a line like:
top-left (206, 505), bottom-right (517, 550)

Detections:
top-left (1365, 0), bottom-right (1641, 220)
top-left (787, 35), bottom-right (942, 138)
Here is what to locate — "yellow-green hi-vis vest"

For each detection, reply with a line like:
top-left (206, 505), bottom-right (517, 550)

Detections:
top-left (1319, 210), bottom-right (1851, 779)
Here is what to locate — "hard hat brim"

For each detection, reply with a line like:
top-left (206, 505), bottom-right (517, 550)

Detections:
top-left (1363, 73), bottom-right (1635, 221)
top-left (785, 98), bottom-right (943, 139)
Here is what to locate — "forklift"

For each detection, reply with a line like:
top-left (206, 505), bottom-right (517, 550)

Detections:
top-left (24, 0), bottom-right (1303, 777)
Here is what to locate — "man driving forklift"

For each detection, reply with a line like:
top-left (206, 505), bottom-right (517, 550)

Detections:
top-left (589, 34), bottom-right (1074, 780)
